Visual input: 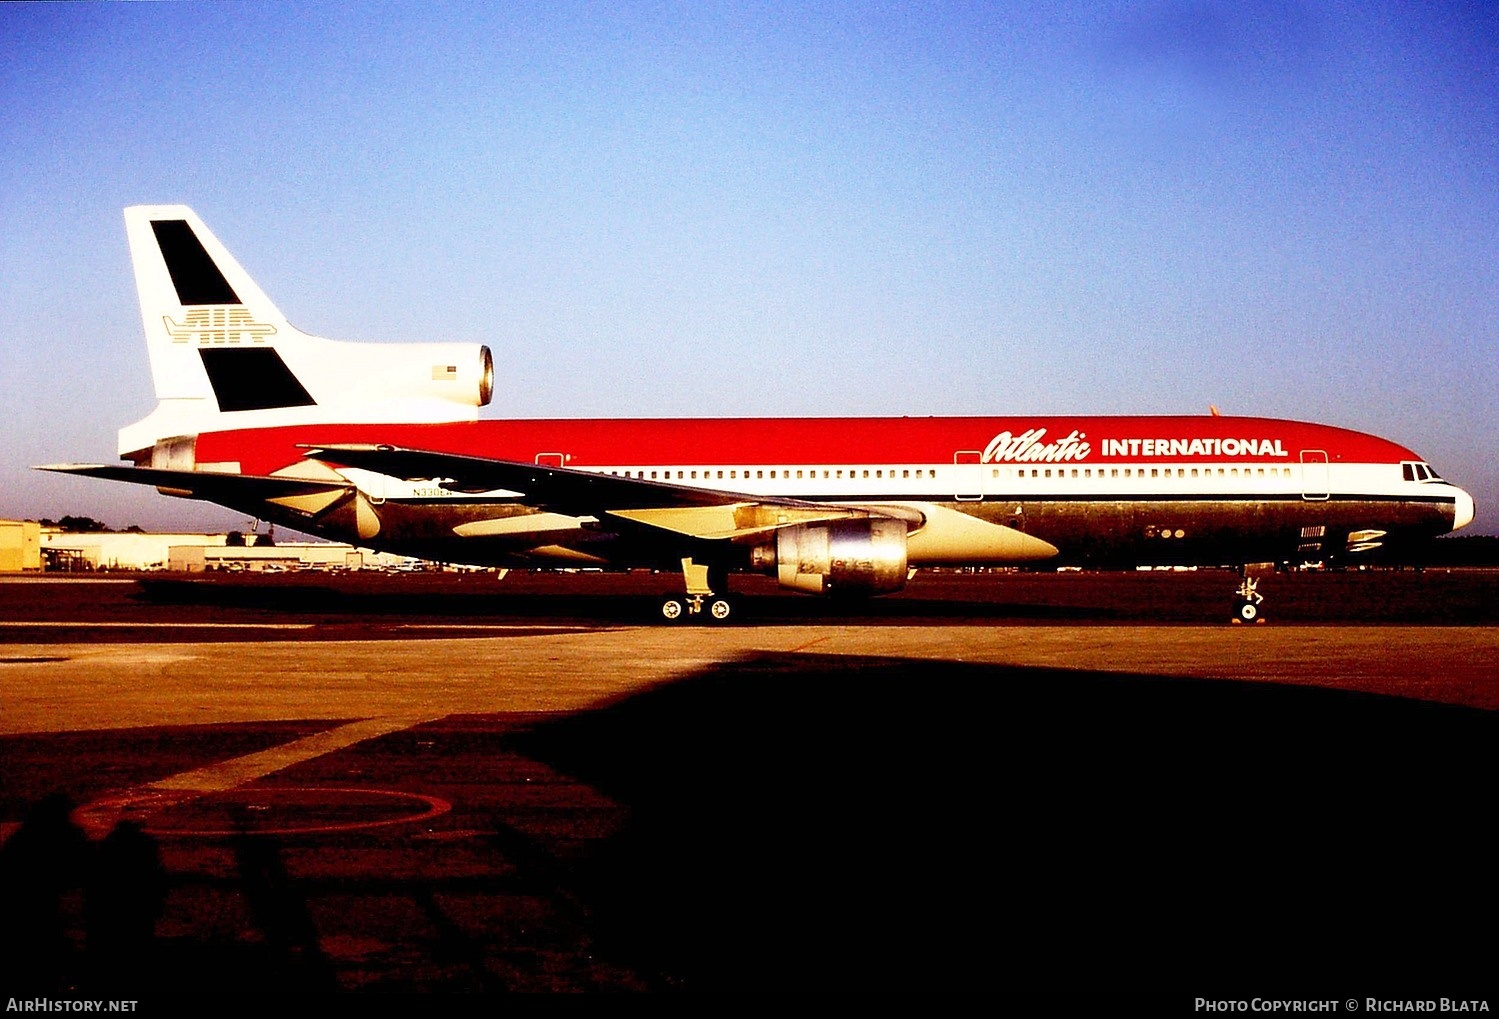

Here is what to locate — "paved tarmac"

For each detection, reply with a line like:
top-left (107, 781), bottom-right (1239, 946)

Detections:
top-left (4, 623), bottom-right (1499, 735)
top-left (0, 572), bottom-right (1495, 998)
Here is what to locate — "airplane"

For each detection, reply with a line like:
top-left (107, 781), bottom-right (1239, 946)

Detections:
top-left (39, 206), bottom-right (1475, 623)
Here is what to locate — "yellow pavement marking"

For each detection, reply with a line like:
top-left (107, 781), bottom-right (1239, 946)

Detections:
top-left (75, 714), bottom-right (439, 837)
top-left (150, 714), bottom-right (438, 792)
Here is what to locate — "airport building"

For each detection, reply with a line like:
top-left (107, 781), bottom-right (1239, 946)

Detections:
top-left (0, 522), bottom-right (416, 573)
top-left (1, 520), bottom-right (42, 572)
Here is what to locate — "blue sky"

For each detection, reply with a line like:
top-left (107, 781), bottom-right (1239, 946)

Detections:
top-left (2, 1), bottom-right (1495, 534)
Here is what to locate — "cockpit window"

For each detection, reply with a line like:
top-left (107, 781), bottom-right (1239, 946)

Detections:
top-left (1402, 461), bottom-right (1443, 483)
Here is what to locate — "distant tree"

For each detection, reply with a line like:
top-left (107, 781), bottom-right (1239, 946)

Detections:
top-left (57, 515), bottom-right (111, 533)
top-left (257, 526), bottom-right (276, 547)
top-left (124, 525), bottom-right (144, 534)
top-left (224, 531), bottom-right (246, 547)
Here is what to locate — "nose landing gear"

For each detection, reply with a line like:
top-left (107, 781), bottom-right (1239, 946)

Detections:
top-left (1232, 567), bottom-right (1270, 624)
top-left (1234, 578), bottom-right (1263, 623)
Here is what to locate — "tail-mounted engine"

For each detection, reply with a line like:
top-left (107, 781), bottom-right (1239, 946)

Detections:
top-left (754, 518), bottom-right (909, 595)
top-left (284, 340), bottom-right (494, 413)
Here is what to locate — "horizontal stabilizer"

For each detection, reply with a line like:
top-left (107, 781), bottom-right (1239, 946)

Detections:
top-left (36, 463), bottom-right (351, 507)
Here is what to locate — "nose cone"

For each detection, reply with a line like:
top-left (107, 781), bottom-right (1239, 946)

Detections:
top-left (1452, 489), bottom-right (1474, 532)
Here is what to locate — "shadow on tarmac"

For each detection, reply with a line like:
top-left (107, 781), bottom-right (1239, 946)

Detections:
top-left (2, 653), bottom-right (1494, 994)
top-left (129, 569), bottom-right (1499, 626)
top-left (509, 653), bottom-right (1497, 992)
top-left (132, 575), bottom-right (1116, 624)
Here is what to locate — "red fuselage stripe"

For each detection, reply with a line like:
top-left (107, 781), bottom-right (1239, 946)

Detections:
top-left (194, 416), bottom-right (1419, 477)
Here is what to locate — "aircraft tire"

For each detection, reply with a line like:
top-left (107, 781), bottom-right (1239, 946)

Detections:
top-left (1237, 600), bottom-right (1260, 623)
top-left (661, 598), bottom-right (686, 623)
top-left (708, 597), bottom-right (733, 622)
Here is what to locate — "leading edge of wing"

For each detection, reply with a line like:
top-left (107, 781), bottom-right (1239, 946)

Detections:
top-left (299, 443), bottom-right (748, 509)
top-left (298, 443), bottom-right (926, 539)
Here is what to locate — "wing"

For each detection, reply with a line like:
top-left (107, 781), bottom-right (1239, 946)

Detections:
top-left (300, 443), bottom-right (924, 542)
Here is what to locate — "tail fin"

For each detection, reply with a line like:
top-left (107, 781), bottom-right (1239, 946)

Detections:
top-left (123, 206), bottom-right (308, 451)
top-left (119, 206), bottom-right (493, 462)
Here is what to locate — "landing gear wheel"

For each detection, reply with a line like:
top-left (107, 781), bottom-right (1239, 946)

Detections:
top-left (708, 597), bottom-right (733, 622)
top-left (1233, 574), bottom-right (1266, 624)
top-left (661, 598), bottom-right (685, 622)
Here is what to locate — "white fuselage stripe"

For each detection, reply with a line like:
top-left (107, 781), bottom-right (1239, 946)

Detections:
top-left (371, 460), bottom-right (1457, 505)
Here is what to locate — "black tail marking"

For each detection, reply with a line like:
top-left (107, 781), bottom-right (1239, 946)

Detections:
top-left (151, 219), bottom-right (241, 306)
top-left (199, 348), bottom-right (316, 412)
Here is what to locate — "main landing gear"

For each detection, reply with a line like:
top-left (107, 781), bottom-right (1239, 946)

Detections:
top-left (659, 557), bottom-right (735, 624)
top-left (659, 593), bottom-right (734, 623)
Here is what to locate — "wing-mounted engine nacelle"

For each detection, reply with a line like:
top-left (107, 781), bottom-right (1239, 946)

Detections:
top-left (753, 518), bottom-right (909, 595)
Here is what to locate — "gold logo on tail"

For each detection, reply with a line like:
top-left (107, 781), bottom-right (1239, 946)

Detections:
top-left (164, 307), bottom-right (278, 345)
